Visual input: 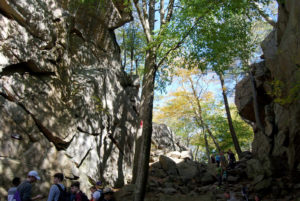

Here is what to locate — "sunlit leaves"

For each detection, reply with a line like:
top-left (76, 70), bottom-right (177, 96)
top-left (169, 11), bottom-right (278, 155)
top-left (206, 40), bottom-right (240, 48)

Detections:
top-left (154, 68), bottom-right (253, 158)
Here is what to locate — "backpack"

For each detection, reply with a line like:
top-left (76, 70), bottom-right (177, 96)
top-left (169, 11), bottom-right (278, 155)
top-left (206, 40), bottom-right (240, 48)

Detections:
top-left (79, 192), bottom-right (89, 201)
top-left (12, 190), bottom-right (21, 201)
top-left (56, 184), bottom-right (70, 201)
top-left (97, 190), bottom-right (104, 201)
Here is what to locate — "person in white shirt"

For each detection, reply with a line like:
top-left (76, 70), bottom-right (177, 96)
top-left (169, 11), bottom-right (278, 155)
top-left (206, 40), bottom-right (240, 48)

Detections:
top-left (90, 181), bottom-right (103, 201)
top-left (90, 186), bottom-right (100, 201)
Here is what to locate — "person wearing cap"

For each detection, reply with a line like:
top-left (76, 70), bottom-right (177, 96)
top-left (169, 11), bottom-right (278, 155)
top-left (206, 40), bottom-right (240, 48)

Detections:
top-left (47, 173), bottom-right (65, 201)
top-left (17, 170), bottom-right (43, 201)
top-left (92, 181), bottom-right (103, 201)
top-left (102, 188), bottom-right (115, 201)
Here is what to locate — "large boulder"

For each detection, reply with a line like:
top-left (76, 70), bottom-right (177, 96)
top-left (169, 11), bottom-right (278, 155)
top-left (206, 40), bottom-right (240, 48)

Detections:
top-left (0, 0), bottom-right (135, 195)
top-left (159, 155), bottom-right (178, 176)
top-left (176, 160), bottom-right (199, 182)
top-left (152, 123), bottom-right (187, 153)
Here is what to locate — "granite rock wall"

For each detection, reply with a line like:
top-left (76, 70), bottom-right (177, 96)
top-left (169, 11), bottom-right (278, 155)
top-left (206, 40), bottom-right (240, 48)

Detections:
top-left (0, 0), bottom-right (138, 195)
top-left (235, 0), bottom-right (300, 191)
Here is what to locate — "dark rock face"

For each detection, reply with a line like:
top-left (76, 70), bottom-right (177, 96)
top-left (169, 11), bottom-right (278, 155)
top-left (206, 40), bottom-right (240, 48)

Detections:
top-left (0, 0), bottom-right (136, 194)
top-left (235, 0), bottom-right (300, 191)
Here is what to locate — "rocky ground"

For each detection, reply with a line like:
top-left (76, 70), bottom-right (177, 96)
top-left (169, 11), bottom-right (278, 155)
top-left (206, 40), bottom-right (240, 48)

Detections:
top-left (115, 150), bottom-right (300, 201)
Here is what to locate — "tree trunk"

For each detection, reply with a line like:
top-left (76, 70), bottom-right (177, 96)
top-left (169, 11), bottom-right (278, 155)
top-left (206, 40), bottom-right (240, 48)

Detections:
top-left (130, 24), bottom-right (134, 75)
top-left (249, 70), bottom-right (265, 133)
top-left (132, 0), bottom-right (175, 199)
top-left (130, 46), bottom-right (134, 75)
top-left (135, 59), bottom-right (139, 75)
top-left (204, 123), bottom-right (221, 152)
top-left (133, 49), bottom-right (157, 201)
top-left (187, 77), bottom-right (221, 153)
top-left (122, 29), bottom-right (126, 71)
top-left (203, 127), bottom-right (211, 163)
top-left (219, 73), bottom-right (242, 158)
top-left (194, 145), bottom-right (199, 161)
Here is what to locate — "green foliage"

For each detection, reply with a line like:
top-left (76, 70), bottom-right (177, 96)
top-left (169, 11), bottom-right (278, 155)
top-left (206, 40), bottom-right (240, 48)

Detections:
top-left (154, 68), bottom-right (253, 158)
top-left (92, 96), bottom-right (109, 115)
top-left (154, 88), bottom-right (253, 157)
top-left (267, 79), bottom-right (300, 105)
top-left (205, 103), bottom-right (253, 151)
top-left (117, 21), bottom-right (146, 74)
top-left (171, 0), bottom-right (275, 76)
top-left (79, 0), bottom-right (98, 3)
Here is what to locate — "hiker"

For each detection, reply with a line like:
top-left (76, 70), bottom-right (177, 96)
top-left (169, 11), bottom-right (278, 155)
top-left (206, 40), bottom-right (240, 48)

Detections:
top-left (8, 177), bottom-right (21, 201)
top-left (216, 163), bottom-right (223, 187)
top-left (215, 153), bottom-right (221, 167)
top-left (69, 187), bottom-right (76, 201)
top-left (224, 191), bottom-right (238, 201)
top-left (210, 154), bottom-right (216, 164)
top-left (102, 188), bottom-right (115, 201)
top-left (95, 181), bottom-right (104, 201)
top-left (90, 185), bottom-right (102, 201)
top-left (220, 152), bottom-right (227, 167)
top-left (222, 166), bottom-right (228, 184)
top-left (17, 170), bottom-right (43, 201)
top-left (241, 184), bottom-right (249, 201)
top-left (89, 187), bottom-right (95, 201)
top-left (70, 182), bottom-right (89, 201)
top-left (254, 194), bottom-right (261, 201)
top-left (227, 149), bottom-right (236, 169)
top-left (47, 173), bottom-right (65, 201)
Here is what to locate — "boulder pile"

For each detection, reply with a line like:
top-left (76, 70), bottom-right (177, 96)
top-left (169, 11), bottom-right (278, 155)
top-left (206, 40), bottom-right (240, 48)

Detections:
top-left (116, 150), bottom-right (300, 201)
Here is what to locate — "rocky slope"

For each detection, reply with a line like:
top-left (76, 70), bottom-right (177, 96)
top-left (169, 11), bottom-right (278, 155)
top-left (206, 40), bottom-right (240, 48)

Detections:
top-left (0, 0), bottom-right (137, 195)
top-left (235, 0), bottom-right (300, 197)
top-left (116, 151), bottom-right (300, 201)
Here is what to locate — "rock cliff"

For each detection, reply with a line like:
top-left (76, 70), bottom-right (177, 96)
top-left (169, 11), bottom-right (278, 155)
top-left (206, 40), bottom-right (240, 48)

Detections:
top-left (0, 0), bottom-right (138, 195)
top-left (235, 0), bottom-right (300, 194)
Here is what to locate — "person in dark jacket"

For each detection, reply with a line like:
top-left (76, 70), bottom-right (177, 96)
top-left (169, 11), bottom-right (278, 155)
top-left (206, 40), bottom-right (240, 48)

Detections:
top-left (102, 188), bottom-right (115, 201)
top-left (227, 149), bottom-right (236, 169)
top-left (17, 171), bottom-right (43, 201)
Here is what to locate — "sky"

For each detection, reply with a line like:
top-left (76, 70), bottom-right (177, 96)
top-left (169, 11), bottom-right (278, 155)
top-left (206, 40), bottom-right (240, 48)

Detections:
top-left (153, 70), bottom-right (239, 113)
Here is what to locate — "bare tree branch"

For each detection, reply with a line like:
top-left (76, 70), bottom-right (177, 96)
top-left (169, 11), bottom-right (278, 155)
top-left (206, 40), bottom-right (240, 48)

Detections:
top-left (253, 3), bottom-right (276, 27)
top-left (157, 17), bottom-right (202, 68)
top-left (165, 0), bottom-right (175, 23)
top-left (149, 0), bottom-right (155, 32)
top-left (132, 0), bottom-right (152, 42)
top-left (142, 0), bottom-right (147, 16)
top-left (160, 0), bottom-right (165, 27)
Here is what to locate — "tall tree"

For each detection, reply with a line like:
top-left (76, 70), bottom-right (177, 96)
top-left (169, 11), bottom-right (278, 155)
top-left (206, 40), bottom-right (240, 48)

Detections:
top-left (131, 1), bottom-right (177, 201)
top-left (218, 73), bottom-right (242, 157)
top-left (179, 4), bottom-right (253, 156)
top-left (179, 0), bottom-right (275, 150)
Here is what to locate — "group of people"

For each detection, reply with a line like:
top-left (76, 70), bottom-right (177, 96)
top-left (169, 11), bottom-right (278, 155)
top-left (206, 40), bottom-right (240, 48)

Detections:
top-left (211, 150), bottom-right (262, 201)
top-left (210, 149), bottom-right (236, 188)
top-left (7, 171), bottom-right (115, 201)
